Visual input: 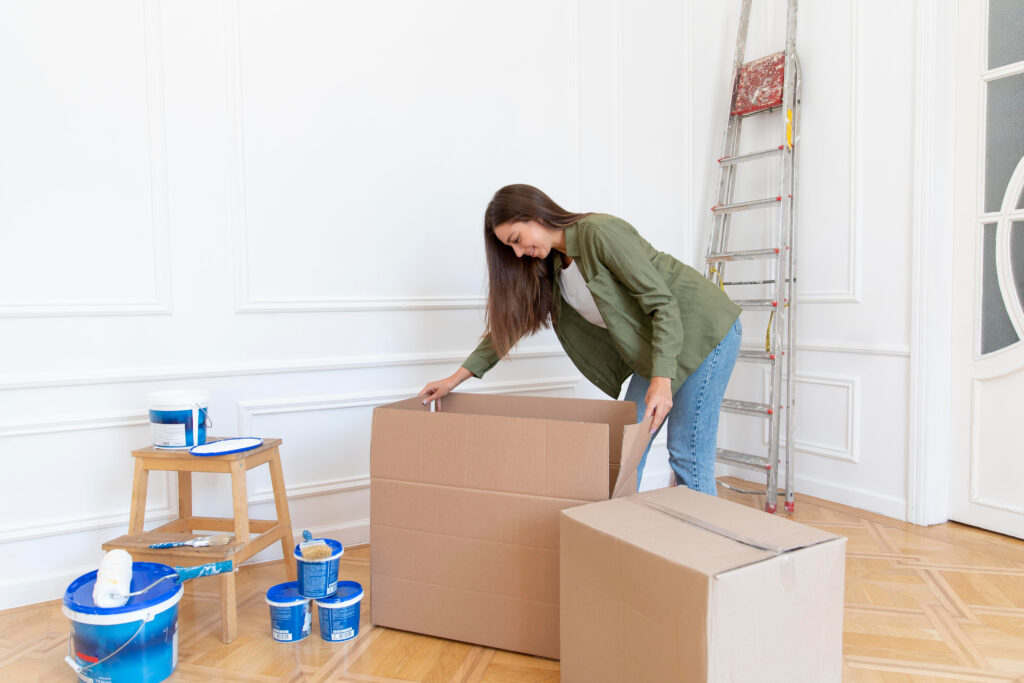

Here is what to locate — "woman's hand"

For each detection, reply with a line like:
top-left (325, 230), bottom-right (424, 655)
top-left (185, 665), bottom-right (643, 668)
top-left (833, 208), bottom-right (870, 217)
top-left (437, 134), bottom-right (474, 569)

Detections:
top-left (418, 367), bottom-right (473, 405)
top-left (643, 376), bottom-right (674, 435)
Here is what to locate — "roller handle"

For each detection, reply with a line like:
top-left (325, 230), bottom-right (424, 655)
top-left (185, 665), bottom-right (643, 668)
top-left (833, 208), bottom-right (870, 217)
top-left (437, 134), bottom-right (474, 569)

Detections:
top-left (149, 540), bottom-right (189, 549)
top-left (174, 560), bottom-right (233, 583)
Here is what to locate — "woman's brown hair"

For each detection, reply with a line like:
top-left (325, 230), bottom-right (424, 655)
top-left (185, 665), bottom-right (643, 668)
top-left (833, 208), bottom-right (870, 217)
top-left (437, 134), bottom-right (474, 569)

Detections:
top-left (482, 184), bottom-right (591, 357)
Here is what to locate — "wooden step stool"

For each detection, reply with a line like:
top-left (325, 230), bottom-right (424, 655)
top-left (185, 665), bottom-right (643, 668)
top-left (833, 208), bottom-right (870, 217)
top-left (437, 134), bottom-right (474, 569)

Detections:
top-left (103, 437), bottom-right (296, 643)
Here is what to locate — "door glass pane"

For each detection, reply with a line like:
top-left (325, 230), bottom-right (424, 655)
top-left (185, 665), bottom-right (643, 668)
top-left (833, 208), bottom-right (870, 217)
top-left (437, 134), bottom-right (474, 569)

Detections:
top-left (982, 223), bottom-right (1019, 354)
top-left (984, 74), bottom-right (1024, 213)
top-left (1017, 184), bottom-right (1024, 210)
top-left (989, 0), bottom-right (1024, 70)
top-left (1012, 221), bottom-right (1024, 315)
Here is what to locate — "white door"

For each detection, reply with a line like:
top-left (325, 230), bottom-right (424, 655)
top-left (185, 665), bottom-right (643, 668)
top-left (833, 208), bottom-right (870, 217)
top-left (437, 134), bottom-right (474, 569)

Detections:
top-left (949, 0), bottom-right (1024, 539)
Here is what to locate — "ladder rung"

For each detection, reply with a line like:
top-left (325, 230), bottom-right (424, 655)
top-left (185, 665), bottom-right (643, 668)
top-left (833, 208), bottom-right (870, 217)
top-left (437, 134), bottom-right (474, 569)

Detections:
top-left (721, 399), bottom-right (773, 417)
top-left (711, 196), bottom-right (783, 214)
top-left (733, 298), bottom-right (778, 310)
top-left (718, 146), bottom-right (784, 166)
top-left (706, 248), bottom-right (780, 262)
top-left (722, 278), bottom-right (792, 286)
top-left (716, 448), bottom-right (772, 471)
top-left (737, 349), bottom-right (776, 363)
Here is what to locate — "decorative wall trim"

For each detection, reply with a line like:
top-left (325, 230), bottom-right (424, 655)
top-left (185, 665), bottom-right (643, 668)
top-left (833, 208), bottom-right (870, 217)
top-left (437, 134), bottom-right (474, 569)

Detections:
top-left (0, 346), bottom-right (567, 390)
top-left (0, 506), bottom-right (177, 545)
top-left (0, 411), bottom-right (148, 438)
top-left (228, 0), bottom-right (585, 314)
top-left (0, 0), bottom-right (172, 318)
top-left (762, 372), bottom-right (859, 464)
top-left (248, 475), bottom-right (371, 506)
top-left (238, 297), bottom-right (486, 313)
top-left (743, 341), bottom-right (910, 357)
top-left (238, 377), bottom-right (581, 500)
top-left (796, 0), bottom-right (862, 304)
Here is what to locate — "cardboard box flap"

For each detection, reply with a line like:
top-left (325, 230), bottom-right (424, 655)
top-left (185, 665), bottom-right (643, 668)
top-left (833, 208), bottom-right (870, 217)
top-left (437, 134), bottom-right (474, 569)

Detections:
top-left (638, 486), bottom-right (838, 553)
top-left (611, 416), bottom-right (655, 498)
top-left (562, 496), bottom-right (775, 576)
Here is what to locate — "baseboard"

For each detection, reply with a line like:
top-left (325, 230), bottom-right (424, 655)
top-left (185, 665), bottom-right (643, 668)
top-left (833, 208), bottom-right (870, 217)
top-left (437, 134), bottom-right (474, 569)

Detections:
top-left (718, 468), bottom-right (907, 520)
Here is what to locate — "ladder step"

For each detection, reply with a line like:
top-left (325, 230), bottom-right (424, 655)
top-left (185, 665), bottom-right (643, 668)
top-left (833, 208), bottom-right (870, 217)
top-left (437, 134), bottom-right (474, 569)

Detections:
top-left (711, 196), bottom-right (783, 214)
top-left (716, 448), bottom-right (772, 471)
top-left (737, 349), bottom-right (776, 363)
top-left (722, 278), bottom-right (793, 286)
top-left (706, 247), bottom-right (780, 262)
top-left (721, 399), bottom-right (773, 417)
top-left (718, 146), bottom-right (785, 166)
top-left (734, 298), bottom-right (779, 310)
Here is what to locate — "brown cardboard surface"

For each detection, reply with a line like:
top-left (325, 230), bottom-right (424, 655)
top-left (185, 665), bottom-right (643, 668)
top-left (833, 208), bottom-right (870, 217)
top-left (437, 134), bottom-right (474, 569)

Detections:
top-left (560, 487), bottom-right (845, 682)
top-left (370, 391), bottom-right (653, 659)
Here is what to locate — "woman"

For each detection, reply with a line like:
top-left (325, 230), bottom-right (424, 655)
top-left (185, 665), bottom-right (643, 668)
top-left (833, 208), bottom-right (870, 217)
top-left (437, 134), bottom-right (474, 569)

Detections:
top-left (418, 184), bottom-right (741, 495)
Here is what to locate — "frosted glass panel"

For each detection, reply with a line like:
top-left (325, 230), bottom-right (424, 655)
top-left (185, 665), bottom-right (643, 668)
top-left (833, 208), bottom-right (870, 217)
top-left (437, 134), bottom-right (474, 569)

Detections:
top-left (1017, 184), bottom-right (1024, 210)
top-left (989, 0), bottom-right (1024, 70)
top-left (1012, 221), bottom-right (1024, 316)
top-left (984, 74), bottom-right (1024, 213)
top-left (981, 223), bottom-right (1019, 354)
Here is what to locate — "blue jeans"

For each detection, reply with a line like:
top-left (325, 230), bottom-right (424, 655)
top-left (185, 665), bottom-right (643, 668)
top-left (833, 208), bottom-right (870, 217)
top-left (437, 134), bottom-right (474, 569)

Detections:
top-left (624, 319), bottom-right (742, 495)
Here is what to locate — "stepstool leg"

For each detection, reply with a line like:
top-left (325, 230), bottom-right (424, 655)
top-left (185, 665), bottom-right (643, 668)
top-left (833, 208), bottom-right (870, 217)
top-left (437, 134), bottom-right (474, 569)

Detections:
top-left (220, 564), bottom-right (238, 643)
top-left (178, 471), bottom-right (192, 533)
top-left (229, 460), bottom-right (250, 544)
top-left (128, 458), bottom-right (150, 534)
top-left (268, 449), bottom-right (297, 581)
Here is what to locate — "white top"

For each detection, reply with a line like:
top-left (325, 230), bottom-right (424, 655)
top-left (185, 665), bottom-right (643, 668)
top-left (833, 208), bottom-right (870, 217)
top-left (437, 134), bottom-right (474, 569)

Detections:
top-left (558, 259), bottom-right (607, 329)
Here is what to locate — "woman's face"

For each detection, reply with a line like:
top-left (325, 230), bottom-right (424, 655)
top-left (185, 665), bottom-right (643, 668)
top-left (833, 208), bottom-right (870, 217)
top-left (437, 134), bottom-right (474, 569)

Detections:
top-left (493, 220), bottom-right (555, 260)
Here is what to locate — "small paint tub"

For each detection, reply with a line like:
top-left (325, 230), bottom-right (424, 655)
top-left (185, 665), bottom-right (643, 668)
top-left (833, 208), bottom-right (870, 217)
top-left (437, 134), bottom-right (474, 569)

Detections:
top-left (62, 562), bottom-right (183, 683)
top-left (315, 582), bottom-right (363, 642)
top-left (146, 390), bottom-right (210, 449)
top-left (265, 582), bottom-right (312, 643)
top-left (293, 539), bottom-right (344, 598)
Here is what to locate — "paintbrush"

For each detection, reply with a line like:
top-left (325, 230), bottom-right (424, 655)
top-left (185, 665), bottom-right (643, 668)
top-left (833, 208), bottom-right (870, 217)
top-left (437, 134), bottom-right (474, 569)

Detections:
top-left (148, 535), bottom-right (233, 549)
top-left (299, 530), bottom-right (332, 560)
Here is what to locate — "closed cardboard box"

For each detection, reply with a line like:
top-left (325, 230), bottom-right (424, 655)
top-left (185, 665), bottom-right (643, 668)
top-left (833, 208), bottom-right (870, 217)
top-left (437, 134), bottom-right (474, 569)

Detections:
top-left (560, 486), bottom-right (846, 682)
top-left (369, 392), bottom-right (653, 659)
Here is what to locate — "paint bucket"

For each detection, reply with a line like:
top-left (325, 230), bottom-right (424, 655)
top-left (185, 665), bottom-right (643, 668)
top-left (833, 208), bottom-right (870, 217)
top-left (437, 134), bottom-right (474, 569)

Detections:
top-left (62, 562), bottom-right (183, 683)
top-left (293, 538), bottom-right (344, 598)
top-left (315, 581), bottom-right (363, 642)
top-left (145, 390), bottom-right (210, 449)
top-left (265, 582), bottom-right (312, 643)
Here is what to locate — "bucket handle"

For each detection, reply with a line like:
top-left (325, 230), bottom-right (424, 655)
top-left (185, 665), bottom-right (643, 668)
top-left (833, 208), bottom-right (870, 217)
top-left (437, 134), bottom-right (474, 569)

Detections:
top-left (196, 403), bottom-right (212, 429)
top-left (65, 618), bottom-right (147, 680)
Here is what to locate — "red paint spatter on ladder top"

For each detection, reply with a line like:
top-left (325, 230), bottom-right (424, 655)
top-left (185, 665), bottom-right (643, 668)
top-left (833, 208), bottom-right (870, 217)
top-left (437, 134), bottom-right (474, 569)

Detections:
top-left (732, 52), bottom-right (786, 117)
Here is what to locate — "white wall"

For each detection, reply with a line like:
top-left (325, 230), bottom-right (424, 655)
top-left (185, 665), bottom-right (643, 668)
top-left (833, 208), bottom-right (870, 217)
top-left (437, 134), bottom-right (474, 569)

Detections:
top-left (0, 0), bottom-right (950, 610)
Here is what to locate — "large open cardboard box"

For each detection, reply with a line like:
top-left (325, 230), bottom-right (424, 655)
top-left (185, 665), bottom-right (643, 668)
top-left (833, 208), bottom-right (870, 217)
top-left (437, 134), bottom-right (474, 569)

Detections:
top-left (369, 391), bottom-right (653, 659)
top-left (560, 485), bottom-right (846, 682)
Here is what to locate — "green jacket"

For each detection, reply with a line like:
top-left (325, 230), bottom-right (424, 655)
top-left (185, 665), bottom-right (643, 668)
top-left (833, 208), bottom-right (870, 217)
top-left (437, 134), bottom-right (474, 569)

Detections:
top-left (462, 214), bottom-right (741, 398)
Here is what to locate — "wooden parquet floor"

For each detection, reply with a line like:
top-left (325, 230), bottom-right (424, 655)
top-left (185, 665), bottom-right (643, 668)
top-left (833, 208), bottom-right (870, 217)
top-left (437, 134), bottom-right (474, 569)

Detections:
top-left (2, 479), bottom-right (1023, 682)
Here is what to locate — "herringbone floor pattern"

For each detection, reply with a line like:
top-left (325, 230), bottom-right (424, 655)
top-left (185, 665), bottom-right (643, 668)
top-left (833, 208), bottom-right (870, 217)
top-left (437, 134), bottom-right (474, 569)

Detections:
top-left (2, 479), bottom-right (1022, 681)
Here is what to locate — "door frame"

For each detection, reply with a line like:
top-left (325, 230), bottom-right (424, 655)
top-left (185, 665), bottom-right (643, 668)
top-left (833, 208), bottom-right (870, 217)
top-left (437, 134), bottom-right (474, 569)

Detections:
top-left (907, 0), bottom-right (959, 526)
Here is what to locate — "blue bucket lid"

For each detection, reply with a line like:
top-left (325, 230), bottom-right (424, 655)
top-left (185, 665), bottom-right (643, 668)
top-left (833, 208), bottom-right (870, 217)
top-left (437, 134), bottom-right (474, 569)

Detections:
top-left (266, 581), bottom-right (309, 606)
top-left (293, 538), bottom-right (343, 561)
top-left (63, 562), bottom-right (179, 616)
top-left (315, 581), bottom-right (363, 608)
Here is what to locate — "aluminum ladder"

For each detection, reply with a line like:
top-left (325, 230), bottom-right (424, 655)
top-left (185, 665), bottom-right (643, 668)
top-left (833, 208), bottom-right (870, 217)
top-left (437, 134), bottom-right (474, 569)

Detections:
top-left (706, 0), bottom-right (801, 513)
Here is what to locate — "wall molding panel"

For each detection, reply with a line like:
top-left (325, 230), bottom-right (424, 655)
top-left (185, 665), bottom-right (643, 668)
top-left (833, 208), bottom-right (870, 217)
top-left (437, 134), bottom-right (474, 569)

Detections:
top-left (795, 0), bottom-right (862, 305)
top-left (761, 372), bottom-right (859, 464)
top-left (0, 0), bottom-right (172, 319)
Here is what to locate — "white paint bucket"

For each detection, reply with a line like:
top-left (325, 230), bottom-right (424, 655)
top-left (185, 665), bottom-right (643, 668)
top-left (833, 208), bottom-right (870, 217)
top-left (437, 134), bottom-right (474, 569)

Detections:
top-left (145, 390), bottom-right (210, 449)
